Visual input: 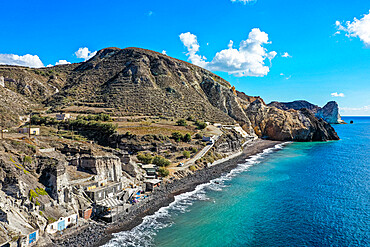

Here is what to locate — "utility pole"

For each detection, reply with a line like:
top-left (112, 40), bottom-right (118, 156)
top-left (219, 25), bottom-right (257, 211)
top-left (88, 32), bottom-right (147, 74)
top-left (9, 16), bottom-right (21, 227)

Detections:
top-left (29, 112), bottom-right (32, 138)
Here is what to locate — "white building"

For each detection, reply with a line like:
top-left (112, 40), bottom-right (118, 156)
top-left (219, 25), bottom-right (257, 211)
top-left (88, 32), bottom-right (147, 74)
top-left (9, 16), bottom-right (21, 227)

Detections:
top-left (56, 113), bottom-right (71, 121)
top-left (46, 214), bottom-right (78, 234)
top-left (18, 229), bottom-right (39, 246)
top-left (18, 127), bottom-right (40, 135)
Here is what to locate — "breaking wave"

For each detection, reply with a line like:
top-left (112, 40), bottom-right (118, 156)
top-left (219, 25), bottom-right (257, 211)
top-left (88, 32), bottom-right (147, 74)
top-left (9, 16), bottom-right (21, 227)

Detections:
top-left (103, 143), bottom-right (288, 247)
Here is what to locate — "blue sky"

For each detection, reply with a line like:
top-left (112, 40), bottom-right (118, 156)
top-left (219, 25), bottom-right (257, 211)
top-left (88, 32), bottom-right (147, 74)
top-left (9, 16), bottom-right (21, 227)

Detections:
top-left (0, 0), bottom-right (369, 115)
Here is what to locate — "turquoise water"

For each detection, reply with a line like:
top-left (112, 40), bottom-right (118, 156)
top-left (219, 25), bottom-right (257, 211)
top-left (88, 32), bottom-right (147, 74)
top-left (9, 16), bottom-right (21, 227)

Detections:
top-left (105, 117), bottom-right (369, 247)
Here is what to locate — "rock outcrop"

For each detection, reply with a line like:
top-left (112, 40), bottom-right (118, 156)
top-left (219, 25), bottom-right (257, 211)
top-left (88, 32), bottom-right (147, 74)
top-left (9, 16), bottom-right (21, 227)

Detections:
top-left (246, 99), bottom-right (339, 141)
top-left (316, 101), bottom-right (343, 124)
top-left (268, 100), bottom-right (344, 124)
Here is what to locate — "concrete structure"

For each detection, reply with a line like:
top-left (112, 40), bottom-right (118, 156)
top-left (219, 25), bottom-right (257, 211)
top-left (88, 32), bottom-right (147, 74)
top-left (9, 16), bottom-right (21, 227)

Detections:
top-left (85, 181), bottom-right (123, 202)
top-left (202, 136), bottom-right (215, 143)
top-left (56, 113), bottom-right (71, 121)
top-left (141, 164), bottom-right (157, 178)
top-left (144, 179), bottom-right (161, 191)
top-left (79, 207), bottom-right (93, 220)
top-left (46, 214), bottom-right (78, 234)
top-left (18, 127), bottom-right (40, 135)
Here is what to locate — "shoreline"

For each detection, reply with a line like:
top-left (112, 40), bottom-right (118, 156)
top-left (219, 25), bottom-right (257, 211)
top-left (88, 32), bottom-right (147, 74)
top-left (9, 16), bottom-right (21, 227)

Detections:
top-left (53, 139), bottom-right (282, 247)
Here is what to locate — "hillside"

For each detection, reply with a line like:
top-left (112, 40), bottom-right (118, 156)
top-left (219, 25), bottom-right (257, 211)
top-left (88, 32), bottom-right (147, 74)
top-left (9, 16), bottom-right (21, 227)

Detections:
top-left (0, 47), bottom-right (339, 141)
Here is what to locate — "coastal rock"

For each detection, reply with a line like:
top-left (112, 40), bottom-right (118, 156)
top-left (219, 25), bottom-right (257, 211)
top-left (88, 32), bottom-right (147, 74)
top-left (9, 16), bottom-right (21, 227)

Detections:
top-left (268, 100), bottom-right (344, 124)
top-left (246, 99), bottom-right (339, 141)
top-left (316, 101), bottom-right (343, 124)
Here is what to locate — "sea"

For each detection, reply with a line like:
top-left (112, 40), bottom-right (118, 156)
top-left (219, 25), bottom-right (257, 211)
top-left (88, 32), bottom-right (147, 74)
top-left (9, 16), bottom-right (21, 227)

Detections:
top-left (104, 116), bottom-right (369, 247)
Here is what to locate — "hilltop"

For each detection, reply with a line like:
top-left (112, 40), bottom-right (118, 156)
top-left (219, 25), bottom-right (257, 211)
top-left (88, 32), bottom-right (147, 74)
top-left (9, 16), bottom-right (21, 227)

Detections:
top-left (0, 47), bottom-right (339, 141)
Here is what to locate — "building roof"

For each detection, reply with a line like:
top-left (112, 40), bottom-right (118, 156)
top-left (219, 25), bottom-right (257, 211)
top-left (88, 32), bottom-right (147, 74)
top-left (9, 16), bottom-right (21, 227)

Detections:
top-left (145, 179), bottom-right (162, 184)
top-left (96, 198), bottom-right (124, 208)
top-left (88, 181), bottom-right (121, 192)
top-left (142, 164), bottom-right (157, 169)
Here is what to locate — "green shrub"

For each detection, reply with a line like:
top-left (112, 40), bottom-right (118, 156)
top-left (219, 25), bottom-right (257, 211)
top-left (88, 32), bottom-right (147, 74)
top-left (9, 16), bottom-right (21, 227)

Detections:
top-left (182, 133), bottom-right (191, 142)
top-left (176, 119), bottom-right (187, 126)
top-left (186, 116), bottom-right (194, 121)
top-left (35, 187), bottom-right (48, 195)
top-left (183, 151), bottom-right (191, 158)
top-left (158, 167), bottom-right (169, 177)
top-left (23, 156), bottom-right (32, 165)
top-left (137, 153), bottom-right (153, 164)
top-left (153, 155), bottom-right (171, 167)
top-left (195, 120), bottom-right (207, 130)
top-left (195, 133), bottom-right (202, 139)
top-left (29, 189), bottom-right (38, 202)
top-left (189, 165), bottom-right (197, 172)
top-left (191, 147), bottom-right (198, 153)
top-left (172, 132), bottom-right (184, 142)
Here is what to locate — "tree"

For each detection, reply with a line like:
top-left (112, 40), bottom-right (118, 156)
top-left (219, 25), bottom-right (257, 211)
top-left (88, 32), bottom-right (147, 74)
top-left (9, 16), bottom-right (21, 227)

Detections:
top-left (172, 132), bottom-right (184, 142)
top-left (186, 116), bottom-right (194, 121)
top-left (176, 119), bottom-right (187, 126)
top-left (195, 120), bottom-right (207, 130)
top-left (137, 153), bottom-right (153, 164)
top-left (183, 151), bottom-right (190, 158)
top-left (158, 167), bottom-right (169, 177)
top-left (195, 133), bottom-right (202, 139)
top-left (153, 155), bottom-right (171, 167)
top-left (182, 133), bottom-right (191, 142)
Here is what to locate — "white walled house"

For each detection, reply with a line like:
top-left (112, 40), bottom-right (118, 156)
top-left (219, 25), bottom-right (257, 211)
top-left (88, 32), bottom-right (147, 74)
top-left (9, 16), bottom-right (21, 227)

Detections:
top-left (46, 214), bottom-right (78, 234)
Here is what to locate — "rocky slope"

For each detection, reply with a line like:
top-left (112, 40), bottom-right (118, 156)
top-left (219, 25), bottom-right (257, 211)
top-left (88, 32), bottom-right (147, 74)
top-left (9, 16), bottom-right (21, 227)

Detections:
top-left (268, 100), bottom-right (344, 124)
top-left (0, 47), bottom-right (339, 141)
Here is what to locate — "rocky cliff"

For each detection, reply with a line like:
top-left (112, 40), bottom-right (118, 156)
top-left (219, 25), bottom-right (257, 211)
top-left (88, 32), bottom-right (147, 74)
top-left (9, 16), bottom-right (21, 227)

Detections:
top-left (268, 100), bottom-right (344, 124)
top-left (247, 99), bottom-right (339, 141)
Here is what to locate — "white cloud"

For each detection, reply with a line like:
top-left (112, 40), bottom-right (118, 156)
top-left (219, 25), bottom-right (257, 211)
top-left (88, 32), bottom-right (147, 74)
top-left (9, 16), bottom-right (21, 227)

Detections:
top-left (179, 28), bottom-right (277, 77)
top-left (281, 52), bottom-right (292, 58)
top-left (340, 105), bottom-right (370, 116)
top-left (162, 50), bottom-right (167, 55)
top-left (75, 47), bottom-right (97, 61)
top-left (331, 92), bottom-right (345, 97)
top-left (179, 32), bottom-right (208, 67)
top-left (0, 53), bottom-right (44, 68)
top-left (148, 11), bottom-right (153, 16)
top-left (336, 10), bottom-right (370, 46)
top-left (230, 0), bottom-right (256, 4)
top-left (55, 60), bottom-right (71, 65)
top-left (279, 73), bottom-right (291, 79)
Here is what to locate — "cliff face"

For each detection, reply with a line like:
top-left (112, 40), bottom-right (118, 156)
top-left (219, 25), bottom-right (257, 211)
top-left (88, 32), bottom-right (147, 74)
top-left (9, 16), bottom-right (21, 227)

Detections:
top-left (246, 99), bottom-right (339, 141)
top-left (316, 101), bottom-right (343, 124)
top-left (268, 100), bottom-right (343, 124)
